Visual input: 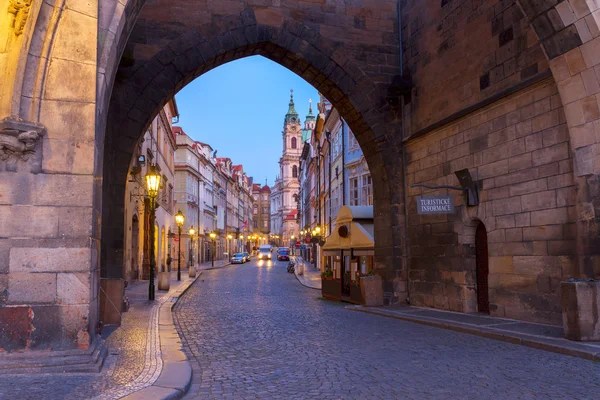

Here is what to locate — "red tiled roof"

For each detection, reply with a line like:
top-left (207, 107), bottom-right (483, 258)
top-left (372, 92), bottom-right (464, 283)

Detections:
top-left (260, 185), bottom-right (271, 192)
top-left (284, 210), bottom-right (298, 220)
top-left (172, 126), bottom-right (184, 135)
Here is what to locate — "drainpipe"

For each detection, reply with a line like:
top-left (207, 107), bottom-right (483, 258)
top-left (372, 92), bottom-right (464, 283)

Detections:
top-left (398, 0), bottom-right (411, 303)
top-left (325, 131), bottom-right (332, 230)
top-left (341, 117), bottom-right (346, 205)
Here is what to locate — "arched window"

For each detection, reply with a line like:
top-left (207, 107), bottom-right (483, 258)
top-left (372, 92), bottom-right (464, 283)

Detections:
top-left (291, 137), bottom-right (297, 149)
top-left (292, 165), bottom-right (298, 178)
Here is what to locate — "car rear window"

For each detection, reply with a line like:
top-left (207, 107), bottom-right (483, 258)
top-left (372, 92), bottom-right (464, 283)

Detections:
top-left (279, 250), bottom-right (288, 254)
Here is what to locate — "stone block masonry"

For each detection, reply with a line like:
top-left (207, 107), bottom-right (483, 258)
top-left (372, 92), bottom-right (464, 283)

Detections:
top-left (406, 78), bottom-right (575, 325)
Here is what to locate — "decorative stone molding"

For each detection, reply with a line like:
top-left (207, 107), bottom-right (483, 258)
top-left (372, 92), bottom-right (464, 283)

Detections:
top-left (0, 118), bottom-right (45, 172)
top-left (7, 0), bottom-right (32, 36)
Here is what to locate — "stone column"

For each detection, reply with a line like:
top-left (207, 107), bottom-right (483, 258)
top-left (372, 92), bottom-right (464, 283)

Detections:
top-left (0, 0), bottom-right (100, 351)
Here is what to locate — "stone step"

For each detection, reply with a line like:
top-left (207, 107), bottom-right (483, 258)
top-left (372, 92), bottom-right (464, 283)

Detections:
top-left (0, 336), bottom-right (108, 374)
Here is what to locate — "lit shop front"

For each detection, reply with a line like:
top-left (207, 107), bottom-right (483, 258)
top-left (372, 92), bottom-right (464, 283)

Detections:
top-left (321, 206), bottom-right (374, 304)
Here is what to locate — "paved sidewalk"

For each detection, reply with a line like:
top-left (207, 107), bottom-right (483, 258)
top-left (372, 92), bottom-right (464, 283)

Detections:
top-left (347, 303), bottom-right (600, 361)
top-left (93, 269), bottom-right (198, 400)
top-left (291, 256), bottom-right (321, 290)
top-left (0, 261), bottom-right (233, 400)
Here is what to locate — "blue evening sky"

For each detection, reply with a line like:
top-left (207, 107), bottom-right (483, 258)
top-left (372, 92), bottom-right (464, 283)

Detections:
top-left (174, 56), bottom-right (319, 186)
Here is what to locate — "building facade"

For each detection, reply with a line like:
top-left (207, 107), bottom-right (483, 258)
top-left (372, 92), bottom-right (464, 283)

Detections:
top-left (253, 184), bottom-right (271, 238)
top-left (271, 92), bottom-right (312, 247)
top-left (175, 131), bottom-right (254, 264)
top-left (124, 99), bottom-right (178, 284)
top-left (298, 96), bottom-right (372, 268)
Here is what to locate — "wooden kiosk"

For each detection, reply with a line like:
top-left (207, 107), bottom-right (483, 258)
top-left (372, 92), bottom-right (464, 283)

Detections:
top-left (321, 206), bottom-right (375, 304)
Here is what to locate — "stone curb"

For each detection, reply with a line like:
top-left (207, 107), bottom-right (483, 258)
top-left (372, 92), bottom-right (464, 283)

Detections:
top-left (291, 257), bottom-right (321, 290)
top-left (122, 273), bottom-right (201, 400)
top-left (345, 306), bottom-right (600, 362)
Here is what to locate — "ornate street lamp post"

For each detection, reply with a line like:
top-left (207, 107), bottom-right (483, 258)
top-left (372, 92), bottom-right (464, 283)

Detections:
top-left (145, 165), bottom-right (161, 301)
top-left (227, 233), bottom-right (233, 260)
top-left (209, 232), bottom-right (217, 268)
top-left (291, 235), bottom-right (295, 255)
top-left (175, 210), bottom-right (184, 281)
top-left (189, 226), bottom-right (196, 268)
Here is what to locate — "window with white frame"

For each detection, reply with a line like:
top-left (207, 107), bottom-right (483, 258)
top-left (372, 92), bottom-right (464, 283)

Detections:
top-left (349, 177), bottom-right (359, 206)
top-left (362, 174), bottom-right (373, 206)
top-left (349, 130), bottom-right (358, 149)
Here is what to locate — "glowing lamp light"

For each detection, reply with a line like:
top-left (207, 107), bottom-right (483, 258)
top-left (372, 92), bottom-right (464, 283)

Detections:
top-left (227, 234), bottom-right (233, 240)
top-left (209, 232), bottom-right (217, 240)
top-left (175, 210), bottom-right (185, 227)
top-left (315, 226), bottom-right (321, 234)
top-left (145, 165), bottom-right (161, 198)
top-left (189, 226), bottom-right (196, 236)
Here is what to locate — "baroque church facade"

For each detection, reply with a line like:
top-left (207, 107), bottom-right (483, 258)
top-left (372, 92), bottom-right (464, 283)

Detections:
top-left (271, 91), bottom-right (314, 247)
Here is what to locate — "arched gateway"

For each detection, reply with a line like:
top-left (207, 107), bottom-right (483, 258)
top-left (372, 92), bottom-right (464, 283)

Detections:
top-left (1, 0), bottom-right (600, 361)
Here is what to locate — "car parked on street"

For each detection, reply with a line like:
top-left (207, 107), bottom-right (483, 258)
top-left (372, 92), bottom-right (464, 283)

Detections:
top-left (243, 252), bottom-right (250, 262)
top-left (231, 253), bottom-right (245, 264)
top-left (277, 247), bottom-right (290, 261)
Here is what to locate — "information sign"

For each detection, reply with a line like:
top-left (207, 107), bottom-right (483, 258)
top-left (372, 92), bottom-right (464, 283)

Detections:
top-left (416, 195), bottom-right (455, 215)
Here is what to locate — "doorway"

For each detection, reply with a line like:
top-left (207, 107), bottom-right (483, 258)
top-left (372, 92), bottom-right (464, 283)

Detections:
top-left (475, 222), bottom-right (490, 314)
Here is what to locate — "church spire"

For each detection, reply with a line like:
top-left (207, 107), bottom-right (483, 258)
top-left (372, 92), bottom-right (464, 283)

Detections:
top-left (305, 98), bottom-right (315, 122)
top-left (285, 89), bottom-right (299, 123)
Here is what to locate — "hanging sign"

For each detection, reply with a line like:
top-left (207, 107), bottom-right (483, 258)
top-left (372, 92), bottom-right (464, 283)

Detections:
top-left (416, 195), bottom-right (455, 215)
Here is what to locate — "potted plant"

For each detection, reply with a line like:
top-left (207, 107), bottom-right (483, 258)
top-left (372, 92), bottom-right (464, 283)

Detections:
top-left (321, 270), bottom-right (333, 280)
top-left (321, 269), bottom-right (341, 301)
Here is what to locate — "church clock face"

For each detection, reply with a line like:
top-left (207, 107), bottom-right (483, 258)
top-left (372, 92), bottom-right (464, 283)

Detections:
top-left (291, 126), bottom-right (297, 131)
top-left (291, 117), bottom-right (296, 122)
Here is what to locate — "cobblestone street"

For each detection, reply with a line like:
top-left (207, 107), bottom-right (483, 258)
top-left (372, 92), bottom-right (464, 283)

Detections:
top-left (176, 259), bottom-right (600, 400)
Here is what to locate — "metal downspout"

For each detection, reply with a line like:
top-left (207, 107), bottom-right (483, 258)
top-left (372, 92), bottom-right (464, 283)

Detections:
top-left (341, 117), bottom-right (346, 205)
top-left (399, 0), bottom-right (411, 303)
top-left (326, 131), bottom-right (332, 231)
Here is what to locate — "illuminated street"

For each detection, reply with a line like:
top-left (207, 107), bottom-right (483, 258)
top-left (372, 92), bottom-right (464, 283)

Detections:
top-left (176, 260), bottom-right (600, 400)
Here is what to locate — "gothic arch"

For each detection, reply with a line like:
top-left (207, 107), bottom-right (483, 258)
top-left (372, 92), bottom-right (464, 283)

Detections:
top-left (99, 6), bottom-right (405, 286)
top-left (516, 0), bottom-right (600, 276)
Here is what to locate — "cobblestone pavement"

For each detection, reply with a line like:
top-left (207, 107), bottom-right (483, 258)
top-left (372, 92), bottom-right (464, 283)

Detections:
top-left (0, 270), bottom-right (196, 400)
top-left (175, 259), bottom-right (600, 400)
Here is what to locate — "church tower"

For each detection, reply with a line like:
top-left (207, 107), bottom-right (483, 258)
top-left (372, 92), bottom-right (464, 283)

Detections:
top-left (279, 90), bottom-right (302, 245)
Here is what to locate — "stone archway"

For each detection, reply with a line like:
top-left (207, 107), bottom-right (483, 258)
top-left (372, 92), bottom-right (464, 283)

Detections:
top-left (97, 3), bottom-right (408, 319)
top-left (4, 0), bottom-right (600, 354)
top-left (516, 0), bottom-right (600, 278)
